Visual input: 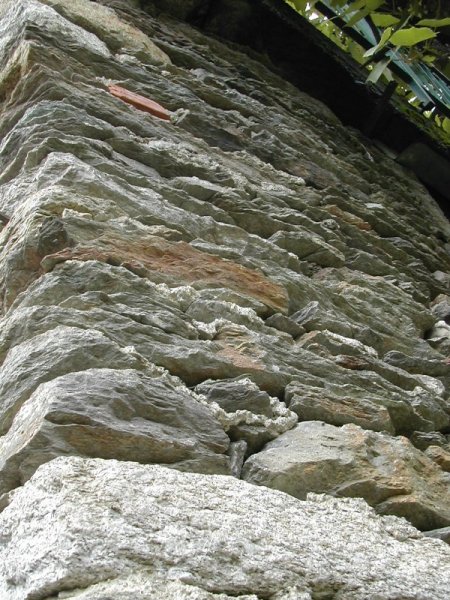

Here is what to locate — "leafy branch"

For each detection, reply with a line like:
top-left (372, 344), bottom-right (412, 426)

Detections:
top-left (284, 0), bottom-right (450, 136)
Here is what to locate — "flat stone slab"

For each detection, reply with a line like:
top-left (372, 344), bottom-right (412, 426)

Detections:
top-left (108, 84), bottom-right (171, 120)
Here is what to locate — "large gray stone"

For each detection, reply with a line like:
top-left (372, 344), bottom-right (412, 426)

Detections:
top-left (410, 430), bottom-right (449, 450)
top-left (0, 367), bottom-right (230, 495)
top-left (0, 325), bottom-right (146, 435)
top-left (285, 380), bottom-right (395, 433)
top-left (424, 526), bottom-right (450, 545)
top-left (196, 376), bottom-right (274, 416)
top-left (242, 421), bottom-right (450, 531)
top-left (0, 0), bottom-right (111, 59)
top-left (40, 0), bottom-right (170, 64)
top-left (1, 456), bottom-right (450, 600)
top-left (269, 230), bottom-right (345, 267)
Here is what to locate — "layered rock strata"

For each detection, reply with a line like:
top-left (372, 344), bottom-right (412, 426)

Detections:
top-left (0, 0), bottom-right (449, 597)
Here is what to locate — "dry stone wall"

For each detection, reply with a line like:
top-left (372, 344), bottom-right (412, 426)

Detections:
top-left (0, 0), bottom-right (449, 597)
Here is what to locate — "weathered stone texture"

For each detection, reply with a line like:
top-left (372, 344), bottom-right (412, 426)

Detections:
top-left (242, 421), bottom-right (450, 531)
top-left (0, 0), bottom-right (449, 595)
top-left (1, 457), bottom-right (450, 600)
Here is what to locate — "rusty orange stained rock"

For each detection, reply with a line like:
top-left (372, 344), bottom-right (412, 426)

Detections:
top-left (108, 84), bottom-right (171, 120)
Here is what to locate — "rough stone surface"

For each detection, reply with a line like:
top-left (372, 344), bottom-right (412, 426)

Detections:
top-left (0, 0), bottom-right (450, 595)
top-left (1, 457), bottom-right (450, 600)
top-left (41, 0), bottom-right (171, 65)
top-left (0, 367), bottom-right (231, 495)
top-left (424, 445), bottom-right (450, 472)
top-left (243, 421), bottom-right (450, 531)
top-left (424, 526), bottom-right (450, 544)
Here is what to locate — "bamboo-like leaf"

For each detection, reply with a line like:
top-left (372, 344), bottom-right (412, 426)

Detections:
top-left (366, 57), bottom-right (391, 83)
top-left (390, 27), bottom-right (437, 46)
top-left (363, 26), bottom-right (393, 57)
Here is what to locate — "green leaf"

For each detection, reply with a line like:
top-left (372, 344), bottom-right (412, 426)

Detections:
top-left (370, 13), bottom-right (400, 27)
top-left (417, 17), bottom-right (450, 28)
top-left (343, 0), bottom-right (383, 15)
top-left (345, 0), bottom-right (384, 27)
top-left (389, 27), bottom-right (437, 46)
top-left (443, 118), bottom-right (450, 134)
top-left (330, 0), bottom-right (348, 7)
top-left (287, 0), bottom-right (317, 13)
top-left (287, 0), bottom-right (305, 12)
top-left (363, 26), bottom-right (392, 57)
top-left (366, 57), bottom-right (391, 83)
top-left (365, 0), bottom-right (386, 10)
top-left (342, 0), bottom-right (367, 11)
top-left (348, 40), bottom-right (365, 62)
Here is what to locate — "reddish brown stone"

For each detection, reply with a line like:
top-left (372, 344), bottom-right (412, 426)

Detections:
top-left (41, 235), bottom-right (288, 314)
top-left (108, 84), bottom-right (171, 121)
top-left (214, 325), bottom-right (266, 372)
top-left (335, 355), bottom-right (369, 370)
top-left (325, 204), bottom-right (372, 231)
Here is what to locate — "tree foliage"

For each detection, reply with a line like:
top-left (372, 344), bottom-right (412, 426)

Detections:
top-left (286, 0), bottom-right (449, 62)
top-left (284, 0), bottom-right (450, 138)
